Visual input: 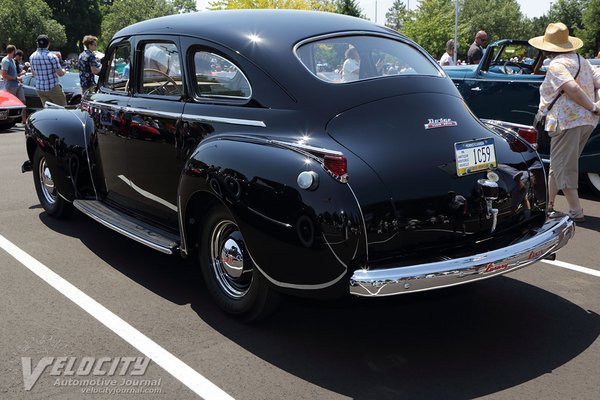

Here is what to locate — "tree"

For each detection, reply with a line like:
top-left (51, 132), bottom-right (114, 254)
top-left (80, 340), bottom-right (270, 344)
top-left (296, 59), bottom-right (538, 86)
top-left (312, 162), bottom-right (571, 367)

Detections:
top-left (45, 0), bottom-right (102, 56)
top-left (208, 0), bottom-right (335, 11)
top-left (546, 0), bottom-right (589, 34)
top-left (172, 0), bottom-right (197, 13)
top-left (578, 0), bottom-right (600, 57)
top-left (0, 0), bottom-right (66, 56)
top-left (335, 0), bottom-right (364, 18)
top-left (403, 0), bottom-right (455, 58)
top-left (385, 0), bottom-right (408, 32)
top-left (459, 0), bottom-right (529, 56)
top-left (100, 0), bottom-right (178, 47)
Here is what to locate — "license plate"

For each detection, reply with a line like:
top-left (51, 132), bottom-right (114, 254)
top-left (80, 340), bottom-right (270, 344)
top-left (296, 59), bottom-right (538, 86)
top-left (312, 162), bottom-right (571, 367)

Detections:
top-left (454, 138), bottom-right (497, 176)
top-left (0, 110), bottom-right (7, 120)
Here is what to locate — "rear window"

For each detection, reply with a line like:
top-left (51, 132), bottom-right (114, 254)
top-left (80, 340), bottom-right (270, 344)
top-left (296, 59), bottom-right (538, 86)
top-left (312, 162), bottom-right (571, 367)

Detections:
top-left (296, 35), bottom-right (442, 83)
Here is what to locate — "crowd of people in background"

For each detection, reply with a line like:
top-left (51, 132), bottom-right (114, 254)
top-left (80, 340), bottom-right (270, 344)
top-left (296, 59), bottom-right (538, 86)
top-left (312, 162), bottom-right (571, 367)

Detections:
top-left (1, 33), bottom-right (103, 112)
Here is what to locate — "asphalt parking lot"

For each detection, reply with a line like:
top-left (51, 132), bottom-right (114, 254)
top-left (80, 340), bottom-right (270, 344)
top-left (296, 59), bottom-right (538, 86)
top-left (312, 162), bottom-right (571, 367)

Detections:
top-left (1, 126), bottom-right (599, 400)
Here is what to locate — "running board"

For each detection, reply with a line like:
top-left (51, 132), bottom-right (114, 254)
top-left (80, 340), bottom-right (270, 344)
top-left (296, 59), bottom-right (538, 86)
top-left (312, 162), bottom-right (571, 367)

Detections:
top-left (73, 200), bottom-right (180, 255)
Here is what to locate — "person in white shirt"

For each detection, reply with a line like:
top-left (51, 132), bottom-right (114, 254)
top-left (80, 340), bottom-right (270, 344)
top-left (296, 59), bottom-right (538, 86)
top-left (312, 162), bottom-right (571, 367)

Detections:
top-left (341, 47), bottom-right (360, 82)
top-left (440, 40), bottom-right (455, 66)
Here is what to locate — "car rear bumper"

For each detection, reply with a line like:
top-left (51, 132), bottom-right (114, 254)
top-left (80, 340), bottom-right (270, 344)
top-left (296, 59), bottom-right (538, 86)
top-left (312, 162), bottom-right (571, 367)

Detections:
top-left (349, 216), bottom-right (574, 297)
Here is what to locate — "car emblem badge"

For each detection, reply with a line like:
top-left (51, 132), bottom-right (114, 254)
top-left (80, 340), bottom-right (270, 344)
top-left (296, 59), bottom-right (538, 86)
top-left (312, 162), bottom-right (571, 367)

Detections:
top-left (424, 118), bottom-right (458, 130)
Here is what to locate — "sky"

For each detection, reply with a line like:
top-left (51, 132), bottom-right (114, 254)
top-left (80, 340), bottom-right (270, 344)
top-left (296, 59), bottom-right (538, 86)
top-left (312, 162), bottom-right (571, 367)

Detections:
top-left (195, 0), bottom-right (553, 23)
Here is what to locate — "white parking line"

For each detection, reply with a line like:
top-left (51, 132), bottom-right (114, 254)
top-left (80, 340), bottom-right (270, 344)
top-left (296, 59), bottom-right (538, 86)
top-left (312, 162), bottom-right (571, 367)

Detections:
top-left (542, 259), bottom-right (600, 278)
top-left (0, 234), bottom-right (234, 400)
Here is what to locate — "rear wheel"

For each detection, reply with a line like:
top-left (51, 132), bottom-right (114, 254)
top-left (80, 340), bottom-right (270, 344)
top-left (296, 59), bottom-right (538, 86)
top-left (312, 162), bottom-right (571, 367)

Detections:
top-left (584, 172), bottom-right (600, 198)
top-left (32, 148), bottom-right (73, 218)
top-left (198, 204), bottom-right (280, 321)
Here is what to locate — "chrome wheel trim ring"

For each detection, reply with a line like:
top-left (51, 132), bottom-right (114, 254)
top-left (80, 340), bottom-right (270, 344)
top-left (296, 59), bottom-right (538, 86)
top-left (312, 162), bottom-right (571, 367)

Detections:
top-left (209, 219), bottom-right (252, 299)
top-left (39, 157), bottom-right (56, 206)
top-left (587, 172), bottom-right (600, 193)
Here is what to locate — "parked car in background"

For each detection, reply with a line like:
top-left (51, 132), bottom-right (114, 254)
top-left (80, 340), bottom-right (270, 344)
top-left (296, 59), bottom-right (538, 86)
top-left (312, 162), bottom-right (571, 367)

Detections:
top-left (22, 11), bottom-right (574, 320)
top-left (445, 39), bottom-right (600, 196)
top-left (0, 90), bottom-right (26, 130)
top-left (21, 72), bottom-right (85, 113)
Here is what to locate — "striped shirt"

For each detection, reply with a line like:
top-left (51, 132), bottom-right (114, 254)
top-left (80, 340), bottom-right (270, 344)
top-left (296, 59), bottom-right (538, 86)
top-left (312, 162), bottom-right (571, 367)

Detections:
top-left (29, 48), bottom-right (61, 91)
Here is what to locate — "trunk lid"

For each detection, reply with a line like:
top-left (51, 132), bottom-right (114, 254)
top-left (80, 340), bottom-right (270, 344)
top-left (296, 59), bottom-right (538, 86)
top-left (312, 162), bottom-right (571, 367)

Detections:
top-left (326, 93), bottom-right (546, 265)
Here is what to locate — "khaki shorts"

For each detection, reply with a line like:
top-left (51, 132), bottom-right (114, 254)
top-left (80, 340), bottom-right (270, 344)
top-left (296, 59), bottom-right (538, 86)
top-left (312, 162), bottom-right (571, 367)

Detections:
top-left (37, 85), bottom-right (67, 107)
top-left (548, 124), bottom-right (594, 190)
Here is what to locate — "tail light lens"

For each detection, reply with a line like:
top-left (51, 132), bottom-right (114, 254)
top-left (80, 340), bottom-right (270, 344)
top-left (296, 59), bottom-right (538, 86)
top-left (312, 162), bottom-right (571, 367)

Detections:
top-left (324, 154), bottom-right (348, 181)
top-left (517, 128), bottom-right (538, 149)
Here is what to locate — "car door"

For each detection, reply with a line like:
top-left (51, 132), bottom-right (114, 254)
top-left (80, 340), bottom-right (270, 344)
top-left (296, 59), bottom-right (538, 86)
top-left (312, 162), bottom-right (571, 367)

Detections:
top-left (87, 40), bottom-right (136, 209)
top-left (121, 37), bottom-right (186, 228)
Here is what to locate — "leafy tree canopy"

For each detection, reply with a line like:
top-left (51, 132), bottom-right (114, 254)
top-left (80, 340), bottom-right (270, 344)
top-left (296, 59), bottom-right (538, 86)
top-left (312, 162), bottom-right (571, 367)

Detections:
top-left (0, 0), bottom-right (66, 56)
top-left (208, 0), bottom-right (335, 11)
top-left (100, 0), bottom-right (179, 47)
top-left (335, 0), bottom-right (364, 18)
top-left (385, 0), bottom-right (408, 32)
top-left (46, 0), bottom-right (102, 56)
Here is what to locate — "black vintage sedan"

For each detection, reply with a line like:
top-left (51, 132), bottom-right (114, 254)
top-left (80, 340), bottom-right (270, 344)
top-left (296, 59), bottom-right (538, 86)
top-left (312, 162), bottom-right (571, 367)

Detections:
top-left (22, 10), bottom-right (574, 320)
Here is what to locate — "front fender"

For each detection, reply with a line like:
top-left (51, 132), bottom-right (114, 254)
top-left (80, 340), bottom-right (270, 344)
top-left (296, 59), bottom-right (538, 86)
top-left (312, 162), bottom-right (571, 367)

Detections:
top-left (26, 108), bottom-right (96, 202)
top-left (179, 137), bottom-right (367, 298)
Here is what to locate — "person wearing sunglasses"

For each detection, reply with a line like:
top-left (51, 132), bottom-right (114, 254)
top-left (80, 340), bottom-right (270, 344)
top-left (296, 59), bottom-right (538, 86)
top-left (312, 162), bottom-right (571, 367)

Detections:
top-left (467, 31), bottom-right (488, 65)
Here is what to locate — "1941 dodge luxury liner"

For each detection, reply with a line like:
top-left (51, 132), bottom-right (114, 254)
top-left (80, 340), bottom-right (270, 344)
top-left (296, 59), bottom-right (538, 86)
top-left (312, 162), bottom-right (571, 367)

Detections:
top-left (22, 10), bottom-right (575, 320)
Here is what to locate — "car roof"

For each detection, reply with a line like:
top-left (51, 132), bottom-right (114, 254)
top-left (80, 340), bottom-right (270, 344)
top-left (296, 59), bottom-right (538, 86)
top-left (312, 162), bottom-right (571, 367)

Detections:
top-left (114, 10), bottom-right (394, 57)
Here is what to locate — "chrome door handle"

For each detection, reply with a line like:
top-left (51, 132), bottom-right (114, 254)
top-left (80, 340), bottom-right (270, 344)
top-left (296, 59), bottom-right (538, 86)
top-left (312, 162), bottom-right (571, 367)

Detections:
top-left (471, 87), bottom-right (482, 92)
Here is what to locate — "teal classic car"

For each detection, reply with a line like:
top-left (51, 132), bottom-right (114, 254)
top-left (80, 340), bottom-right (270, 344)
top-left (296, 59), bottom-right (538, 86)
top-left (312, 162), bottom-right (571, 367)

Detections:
top-left (445, 39), bottom-right (600, 196)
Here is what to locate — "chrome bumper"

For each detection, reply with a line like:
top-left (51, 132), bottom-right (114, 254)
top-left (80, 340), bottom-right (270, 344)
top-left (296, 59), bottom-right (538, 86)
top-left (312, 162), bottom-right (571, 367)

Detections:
top-left (349, 217), bottom-right (575, 297)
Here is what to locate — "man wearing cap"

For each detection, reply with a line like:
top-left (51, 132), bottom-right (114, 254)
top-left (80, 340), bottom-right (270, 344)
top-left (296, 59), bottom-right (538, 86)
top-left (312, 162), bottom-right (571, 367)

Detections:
top-left (529, 22), bottom-right (600, 223)
top-left (29, 34), bottom-right (67, 107)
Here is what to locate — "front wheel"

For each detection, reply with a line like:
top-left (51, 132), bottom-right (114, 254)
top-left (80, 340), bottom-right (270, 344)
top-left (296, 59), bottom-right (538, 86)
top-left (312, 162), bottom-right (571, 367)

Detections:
top-left (198, 204), bottom-right (280, 321)
top-left (584, 172), bottom-right (600, 197)
top-left (32, 148), bottom-right (73, 218)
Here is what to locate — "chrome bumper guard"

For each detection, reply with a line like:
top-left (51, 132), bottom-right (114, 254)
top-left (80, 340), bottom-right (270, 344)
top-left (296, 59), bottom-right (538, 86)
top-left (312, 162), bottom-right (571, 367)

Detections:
top-left (349, 217), bottom-right (575, 297)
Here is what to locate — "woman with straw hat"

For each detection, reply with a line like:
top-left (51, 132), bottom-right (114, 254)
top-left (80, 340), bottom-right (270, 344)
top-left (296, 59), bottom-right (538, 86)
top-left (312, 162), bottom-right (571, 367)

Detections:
top-left (529, 22), bottom-right (600, 222)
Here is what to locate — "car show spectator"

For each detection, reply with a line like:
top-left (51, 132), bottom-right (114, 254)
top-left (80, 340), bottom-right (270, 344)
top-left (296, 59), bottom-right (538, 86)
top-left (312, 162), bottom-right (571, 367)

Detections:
top-left (1, 45), bottom-right (27, 124)
top-left (78, 35), bottom-right (102, 94)
top-left (440, 39), bottom-right (455, 66)
top-left (29, 34), bottom-right (67, 107)
top-left (341, 46), bottom-right (360, 82)
top-left (467, 31), bottom-right (487, 64)
top-left (14, 50), bottom-right (27, 77)
top-left (529, 22), bottom-right (600, 222)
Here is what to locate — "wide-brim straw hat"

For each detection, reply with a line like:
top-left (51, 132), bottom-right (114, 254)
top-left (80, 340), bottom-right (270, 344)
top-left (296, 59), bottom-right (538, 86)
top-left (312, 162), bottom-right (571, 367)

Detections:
top-left (529, 22), bottom-right (583, 52)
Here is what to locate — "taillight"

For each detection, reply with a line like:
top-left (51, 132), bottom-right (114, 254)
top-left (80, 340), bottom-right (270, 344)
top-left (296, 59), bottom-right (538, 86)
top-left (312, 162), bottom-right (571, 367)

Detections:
top-left (324, 154), bottom-right (348, 181)
top-left (517, 128), bottom-right (538, 149)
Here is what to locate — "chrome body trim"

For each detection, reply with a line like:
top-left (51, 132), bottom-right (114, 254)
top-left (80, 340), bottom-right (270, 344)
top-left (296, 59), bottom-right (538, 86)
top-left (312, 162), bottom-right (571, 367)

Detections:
top-left (1, 104), bottom-right (26, 110)
top-left (270, 139), bottom-right (344, 156)
top-left (350, 217), bottom-right (575, 296)
top-left (182, 113), bottom-right (266, 128)
top-left (247, 206), bottom-right (293, 229)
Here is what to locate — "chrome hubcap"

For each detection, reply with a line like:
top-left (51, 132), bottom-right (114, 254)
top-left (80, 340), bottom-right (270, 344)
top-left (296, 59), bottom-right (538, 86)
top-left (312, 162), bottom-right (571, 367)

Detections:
top-left (39, 157), bottom-right (56, 205)
top-left (210, 220), bottom-right (252, 299)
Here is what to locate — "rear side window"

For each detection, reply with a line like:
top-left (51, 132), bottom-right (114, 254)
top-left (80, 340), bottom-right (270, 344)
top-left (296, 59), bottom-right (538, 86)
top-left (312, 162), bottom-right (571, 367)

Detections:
top-left (103, 44), bottom-right (131, 92)
top-left (296, 35), bottom-right (443, 83)
top-left (192, 51), bottom-right (251, 99)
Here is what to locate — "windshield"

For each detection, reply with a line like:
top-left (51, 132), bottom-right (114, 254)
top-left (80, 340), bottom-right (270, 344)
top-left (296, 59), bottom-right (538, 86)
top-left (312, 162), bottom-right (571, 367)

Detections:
top-left (296, 35), bottom-right (443, 84)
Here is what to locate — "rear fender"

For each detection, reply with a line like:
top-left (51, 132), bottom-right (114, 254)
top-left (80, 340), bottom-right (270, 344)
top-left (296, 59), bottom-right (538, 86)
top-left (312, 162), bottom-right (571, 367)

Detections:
top-left (26, 108), bottom-right (97, 202)
top-left (179, 137), bottom-right (366, 298)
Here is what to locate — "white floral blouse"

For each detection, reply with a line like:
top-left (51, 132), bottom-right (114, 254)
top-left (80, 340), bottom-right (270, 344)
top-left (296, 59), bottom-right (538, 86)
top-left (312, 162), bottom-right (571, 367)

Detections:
top-left (539, 53), bottom-right (600, 132)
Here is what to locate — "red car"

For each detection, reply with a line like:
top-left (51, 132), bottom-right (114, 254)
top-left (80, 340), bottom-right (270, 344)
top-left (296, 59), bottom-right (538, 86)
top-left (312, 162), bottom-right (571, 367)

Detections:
top-left (0, 90), bottom-right (26, 130)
